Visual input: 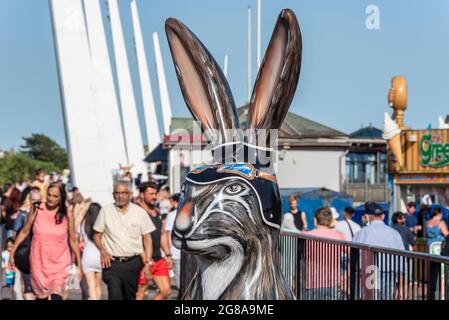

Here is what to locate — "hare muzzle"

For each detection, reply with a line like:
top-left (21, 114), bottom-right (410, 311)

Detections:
top-left (175, 201), bottom-right (193, 234)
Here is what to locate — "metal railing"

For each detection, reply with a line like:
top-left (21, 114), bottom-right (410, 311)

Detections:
top-left (179, 232), bottom-right (449, 300)
top-left (280, 232), bottom-right (449, 300)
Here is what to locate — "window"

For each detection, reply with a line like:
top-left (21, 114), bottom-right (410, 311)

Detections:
top-left (345, 152), bottom-right (387, 184)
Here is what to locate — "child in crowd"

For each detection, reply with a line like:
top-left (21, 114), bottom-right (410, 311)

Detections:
top-left (2, 238), bottom-right (16, 300)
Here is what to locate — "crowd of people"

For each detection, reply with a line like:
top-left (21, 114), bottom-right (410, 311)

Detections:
top-left (281, 196), bottom-right (449, 299)
top-left (2, 168), bottom-right (448, 301)
top-left (0, 168), bottom-right (181, 300)
top-left (281, 195), bottom-right (449, 254)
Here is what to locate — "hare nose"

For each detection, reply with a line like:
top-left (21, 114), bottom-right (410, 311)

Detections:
top-left (175, 201), bottom-right (194, 234)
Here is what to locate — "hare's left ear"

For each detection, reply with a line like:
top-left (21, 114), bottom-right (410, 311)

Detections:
top-left (247, 9), bottom-right (302, 135)
top-left (165, 18), bottom-right (240, 144)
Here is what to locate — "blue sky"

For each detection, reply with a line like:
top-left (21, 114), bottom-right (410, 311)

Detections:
top-left (1, 0), bottom-right (449, 150)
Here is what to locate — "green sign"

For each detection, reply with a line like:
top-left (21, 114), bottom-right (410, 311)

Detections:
top-left (419, 134), bottom-right (449, 168)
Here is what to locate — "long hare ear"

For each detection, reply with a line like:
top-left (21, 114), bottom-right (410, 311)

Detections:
top-left (247, 9), bottom-right (302, 141)
top-left (165, 18), bottom-right (240, 145)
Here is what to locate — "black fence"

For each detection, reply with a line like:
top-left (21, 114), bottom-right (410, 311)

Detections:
top-left (180, 232), bottom-right (449, 300)
top-left (280, 232), bottom-right (449, 300)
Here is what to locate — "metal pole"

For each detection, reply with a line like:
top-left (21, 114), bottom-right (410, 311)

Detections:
top-left (131, 0), bottom-right (161, 154)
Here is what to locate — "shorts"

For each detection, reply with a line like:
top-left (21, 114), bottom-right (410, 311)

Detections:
top-left (137, 258), bottom-right (170, 285)
top-left (5, 273), bottom-right (15, 287)
top-left (151, 258), bottom-right (170, 277)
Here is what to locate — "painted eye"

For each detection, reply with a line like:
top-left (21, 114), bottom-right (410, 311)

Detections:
top-left (225, 183), bottom-right (243, 195)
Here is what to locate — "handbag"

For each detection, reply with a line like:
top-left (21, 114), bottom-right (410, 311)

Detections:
top-left (14, 208), bottom-right (39, 274)
top-left (14, 232), bottom-right (32, 274)
top-left (67, 264), bottom-right (81, 290)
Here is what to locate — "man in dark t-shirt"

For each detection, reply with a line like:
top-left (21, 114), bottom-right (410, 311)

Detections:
top-left (405, 202), bottom-right (422, 236)
top-left (392, 212), bottom-right (416, 250)
top-left (136, 182), bottom-right (173, 300)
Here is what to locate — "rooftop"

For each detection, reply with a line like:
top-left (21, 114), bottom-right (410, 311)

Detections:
top-left (170, 105), bottom-right (348, 140)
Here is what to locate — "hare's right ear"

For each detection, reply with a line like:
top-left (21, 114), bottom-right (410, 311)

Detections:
top-left (165, 18), bottom-right (240, 144)
top-left (247, 9), bottom-right (302, 137)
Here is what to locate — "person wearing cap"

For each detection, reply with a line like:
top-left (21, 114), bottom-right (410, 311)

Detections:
top-left (353, 202), bottom-right (404, 249)
top-left (353, 202), bottom-right (405, 300)
top-left (392, 212), bottom-right (416, 251)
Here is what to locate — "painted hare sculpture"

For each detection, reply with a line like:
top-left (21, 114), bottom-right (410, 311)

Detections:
top-left (165, 9), bottom-right (302, 300)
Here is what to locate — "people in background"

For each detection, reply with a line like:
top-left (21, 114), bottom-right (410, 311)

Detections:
top-left (2, 238), bottom-right (15, 300)
top-left (304, 207), bottom-right (345, 240)
top-left (405, 202), bottom-right (422, 236)
top-left (93, 181), bottom-right (155, 300)
top-left (303, 207), bottom-right (345, 299)
top-left (281, 196), bottom-right (308, 232)
top-left (4, 188), bottom-right (21, 239)
top-left (12, 187), bottom-right (41, 300)
top-left (425, 208), bottom-right (449, 252)
top-left (417, 205), bottom-right (430, 238)
top-left (136, 182), bottom-right (172, 300)
top-left (134, 173), bottom-right (143, 188)
top-left (335, 207), bottom-right (361, 241)
top-left (353, 202), bottom-right (404, 249)
top-left (78, 203), bottom-right (102, 300)
top-left (157, 185), bottom-right (172, 219)
top-left (391, 211), bottom-right (416, 251)
top-left (31, 168), bottom-right (48, 201)
top-left (165, 193), bottom-right (181, 290)
top-left (353, 202), bottom-right (404, 300)
top-left (10, 182), bottom-right (82, 300)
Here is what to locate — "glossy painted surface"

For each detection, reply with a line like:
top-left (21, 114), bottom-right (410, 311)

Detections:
top-left (165, 9), bottom-right (302, 300)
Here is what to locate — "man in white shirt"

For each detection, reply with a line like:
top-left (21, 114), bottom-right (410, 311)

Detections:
top-left (335, 207), bottom-right (361, 241)
top-left (165, 193), bottom-right (181, 290)
top-left (93, 181), bottom-right (155, 300)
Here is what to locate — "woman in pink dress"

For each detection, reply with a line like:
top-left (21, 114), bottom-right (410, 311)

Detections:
top-left (10, 182), bottom-right (82, 300)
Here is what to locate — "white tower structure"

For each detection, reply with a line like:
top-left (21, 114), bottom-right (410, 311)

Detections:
top-left (107, 0), bottom-right (147, 176)
top-left (153, 32), bottom-right (172, 136)
top-left (83, 0), bottom-right (127, 173)
top-left (130, 0), bottom-right (161, 154)
top-left (49, 0), bottom-right (114, 205)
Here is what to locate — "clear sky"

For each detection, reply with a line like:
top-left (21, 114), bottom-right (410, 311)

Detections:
top-left (1, 0), bottom-right (449, 150)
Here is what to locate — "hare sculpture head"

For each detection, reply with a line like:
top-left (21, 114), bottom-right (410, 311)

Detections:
top-left (165, 9), bottom-right (302, 300)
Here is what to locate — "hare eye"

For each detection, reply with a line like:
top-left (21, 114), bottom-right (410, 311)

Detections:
top-left (225, 183), bottom-right (243, 195)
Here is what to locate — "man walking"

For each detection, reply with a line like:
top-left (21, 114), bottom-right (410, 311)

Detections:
top-left (335, 207), bottom-right (361, 241)
top-left (136, 182), bottom-right (172, 300)
top-left (93, 181), bottom-right (155, 300)
top-left (353, 202), bottom-right (405, 299)
top-left (392, 211), bottom-right (416, 251)
top-left (165, 193), bottom-right (181, 290)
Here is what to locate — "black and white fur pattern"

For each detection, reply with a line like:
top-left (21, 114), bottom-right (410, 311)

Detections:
top-left (165, 9), bottom-right (302, 300)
